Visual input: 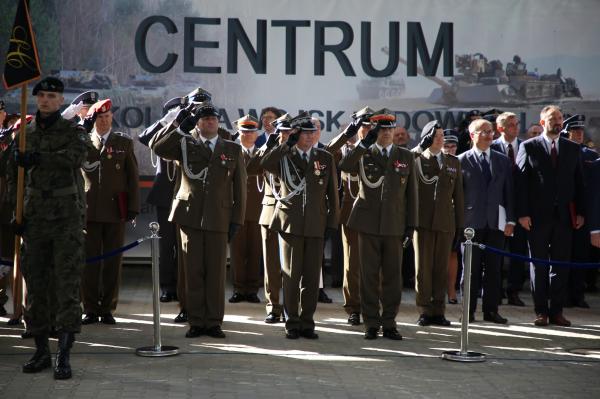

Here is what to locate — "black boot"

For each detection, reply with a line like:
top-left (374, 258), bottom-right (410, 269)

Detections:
top-left (54, 332), bottom-right (74, 380)
top-left (22, 334), bottom-right (51, 373)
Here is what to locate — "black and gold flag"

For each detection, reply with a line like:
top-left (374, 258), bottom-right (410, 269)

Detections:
top-left (2, 0), bottom-right (41, 90)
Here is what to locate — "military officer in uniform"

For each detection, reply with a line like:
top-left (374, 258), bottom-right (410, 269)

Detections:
top-left (80, 99), bottom-right (140, 325)
top-left (229, 115), bottom-right (263, 303)
top-left (412, 121), bottom-right (464, 326)
top-left (260, 113), bottom-right (340, 339)
top-left (257, 113), bottom-right (293, 324)
top-left (339, 109), bottom-right (418, 340)
top-left (4, 77), bottom-right (92, 379)
top-left (61, 90), bottom-right (99, 122)
top-left (150, 102), bottom-right (246, 338)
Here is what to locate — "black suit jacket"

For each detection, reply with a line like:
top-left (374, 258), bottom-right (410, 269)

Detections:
top-left (588, 159), bottom-right (600, 232)
top-left (515, 135), bottom-right (585, 225)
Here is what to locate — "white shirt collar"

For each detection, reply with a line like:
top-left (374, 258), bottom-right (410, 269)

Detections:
top-left (375, 143), bottom-right (393, 154)
top-left (296, 147), bottom-right (311, 159)
top-left (94, 129), bottom-right (111, 143)
top-left (200, 135), bottom-right (218, 147)
top-left (242, 145), bottom-right (255, 154)
top-left (542, 132), bottom-right (559, 153)
top-left (500, 135), bottom-right (519, 150)
top-left (473, 146), bottom-right (491, 159)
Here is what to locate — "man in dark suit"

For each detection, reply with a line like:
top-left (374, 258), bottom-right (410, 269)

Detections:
top-left (561, 114), bottom-right (598, 308)
top-left (589, 159), bottom-right (600, 249)
top-left (491, 112), bottom-right (527, 306)
top-left (458, 118), bottom-right (515, 324)
top-left (516, 105), bottom-right (585, 327)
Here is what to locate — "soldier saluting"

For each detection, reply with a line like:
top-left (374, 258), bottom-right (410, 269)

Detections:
top-left (80, 99), bottom-right (140, 326)
top-left (3, 77), bottom-right (92, 379)
top-left (260, 112), bottom-right (340, 340)
top-left (150, 102), bottom-right (247, 339)
top-left (339, 109), bottom-right (418, 340)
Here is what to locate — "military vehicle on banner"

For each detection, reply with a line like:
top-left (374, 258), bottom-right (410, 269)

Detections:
top-left (357, 77), bottom-right (405, 100)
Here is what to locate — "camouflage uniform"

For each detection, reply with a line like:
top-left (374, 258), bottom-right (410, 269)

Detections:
top-left (0, 129), bottom-right (15, 312)
top-left (5, 112), bottom-right (92, 335)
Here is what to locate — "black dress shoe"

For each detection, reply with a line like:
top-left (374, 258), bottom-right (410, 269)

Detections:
top-left (81, 313), bottom-right (98, 325)
top-left (206, 325), bottom-right (226, 338)
top-left (507, 293), bottom-right (525, 307)
top-left (185, 326), bottom-right (204, 338)
top-left (430, 315), bottom-right (451, 326)
top-left (483, 312), bottom-right (507, 324)
top-left (101, 313), bottom-right (116, 325)
top-left (174, 309), bottom-right (188, 323)
top-left (347, 312), bottom-right (361, 326)
top-left (160, 291), bottom-right (174, 303)
top-left (416, 314), bottom-right (431, 326)
top-left (21, 331), bottom-right (33, 339)
top-left (264, 312), bottom-right (281, 324)
top-left (382, 328), bottom-right (403, 340)
top-left (228, 292), bottom-right (246, 303)
top-left (246, 293), bottom-right (261, 303)
top-left (300, 329), bottom-right (319, 339)
top-left (285, 329), bottom-right (300, 339)
top-left (575, 299), bottom-right (590, 309)
top-left (318, 289), bottom-right (333, 303)
top-left (364, 327), bottom-right (379, 340)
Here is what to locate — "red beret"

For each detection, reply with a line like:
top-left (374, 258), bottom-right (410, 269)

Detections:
top-left (87, 99), bottom-right (112, 116)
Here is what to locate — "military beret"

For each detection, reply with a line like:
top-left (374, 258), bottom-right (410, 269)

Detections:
top-left (274, 113), bottom-right (293, 130)
top-left (195, 102), bottom-right (220, 118)
top-left (162, 97), bottom-right (186, 115)
top-left (72, 90), bottom-right (99, 106)
top-left (421, 120), bottom-right (442, 139)
top-left (0, 100), bottom-right (5, 111)
top-left (563, 114), bottom-right (585, 131)
top-left (187, 87), bottom-right (212, 104)
top-left (87, 99), bottom-right (112, 116)
top-left (32, 77), bottom-right (64, 95)
top-left (290, 112), bottom-right (317, 131)
top-left (234, 114), bottom-right (259, 132)
top-left (443, 129), bottom-right (459, 144)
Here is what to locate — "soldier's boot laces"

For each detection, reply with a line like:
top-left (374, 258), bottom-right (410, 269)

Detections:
top-left (22, 334), bottom-right (51, 373)
top-left (54, 332), bottom-right (74, 380)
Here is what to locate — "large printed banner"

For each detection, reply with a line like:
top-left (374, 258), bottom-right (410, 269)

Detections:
top-left (2, 0), bottom-right (599, 169)
top-left (1, 0), bottom-right (598, 258)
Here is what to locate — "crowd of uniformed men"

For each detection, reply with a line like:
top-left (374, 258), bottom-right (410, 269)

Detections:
top-left (0, 76), bottom-right (599, 379)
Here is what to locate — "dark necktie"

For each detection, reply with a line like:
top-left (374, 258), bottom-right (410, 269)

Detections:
top-left (382, 148), bottom-right (388, 158)
top-left (551, 140), bottom-right (558, 168)
top-left (481, 152), bottom-right (492, 184)
top-left (507, 143), bottom-right (515, 166)
top-left (99, 136), bottom-right (105, 150)
top-left (302, 152), bottom-right (308, 165)
top-left (205, 140), bottom-right (213, 153)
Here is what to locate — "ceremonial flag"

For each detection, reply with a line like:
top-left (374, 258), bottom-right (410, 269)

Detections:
top-left (3, 0), bottom-right (41, 89)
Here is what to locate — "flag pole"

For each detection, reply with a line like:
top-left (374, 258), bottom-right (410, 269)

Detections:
top-left (10, 84), bottom-right (28, 323)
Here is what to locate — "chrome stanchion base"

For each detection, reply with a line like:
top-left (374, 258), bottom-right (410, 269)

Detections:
top-left (441, 350), bottom-right (486, 362)
top-left (136, 345), bottom-right (179, 357)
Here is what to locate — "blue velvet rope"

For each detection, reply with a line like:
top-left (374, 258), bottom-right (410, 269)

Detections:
top-left (476, 242), bottom-right (600, 269)
top-left (0, 238), bottom-right (149, 266)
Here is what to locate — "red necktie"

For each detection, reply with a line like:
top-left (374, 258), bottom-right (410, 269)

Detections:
top-left (551, 140), bottom-right (557, 168)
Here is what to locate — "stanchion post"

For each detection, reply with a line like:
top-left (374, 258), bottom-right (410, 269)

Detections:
top-left (136, 222), bottom-right (178, 357)
top-left (441, 227), bottom-right (486, 362)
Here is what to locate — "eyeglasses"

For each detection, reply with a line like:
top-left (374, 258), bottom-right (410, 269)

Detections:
top-left (475, 129), bottom-right (494, 136)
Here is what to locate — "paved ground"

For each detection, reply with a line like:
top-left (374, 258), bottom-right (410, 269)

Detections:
top-left (1, 265), bottom-right (599, 398)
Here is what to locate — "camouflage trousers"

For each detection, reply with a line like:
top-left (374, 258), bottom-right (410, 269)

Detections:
top-left (21, 216), bottom-right (84, 335)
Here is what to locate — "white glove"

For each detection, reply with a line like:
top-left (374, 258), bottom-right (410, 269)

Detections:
top-left (61, 101), bottom-right (84, 120)
top-left (160, 107), bottom-right (180, 125)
